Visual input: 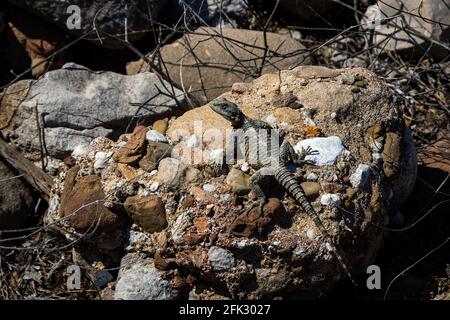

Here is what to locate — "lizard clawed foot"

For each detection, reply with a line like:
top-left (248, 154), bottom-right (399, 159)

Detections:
top-left (244, 198), bottom-right (266, 215)
top-left (299, 146), bottom-right (319, 158)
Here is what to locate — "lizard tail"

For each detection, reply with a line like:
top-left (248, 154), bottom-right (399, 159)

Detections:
top-left (274, 166), bottom-right (357, 286)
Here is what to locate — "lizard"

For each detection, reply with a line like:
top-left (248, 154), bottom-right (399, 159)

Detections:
top-left (209, 97), bottom-right (356, 285)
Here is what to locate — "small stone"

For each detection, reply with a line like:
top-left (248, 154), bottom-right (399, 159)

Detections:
top-left (139, 142), bottom-right (172, 172)
top-left (320, 193), bottom-right (342, 207)
top-left (220, 194), bottom-right (233, 202)
top-left (72, 144), bottom-right (89, 158)
top-left (255, 268), bottom-right (289, 295)
top-left (115, 254), bottom-right (172, 300)
top-left (349, 164), bottom-right (371, 189)
top-left (156, 158), bottom-right (184, 186)
top-left (152, 118), bottom-right (168, 135)
top-left (208, 246), bottom-right (235, 271)
top-left (382, 132), bottom-right (401, 178)
top-left (194, 217), bottom-right (210, 235)
top-left (189, 186), bottom-right (215, 203)
top-left (367, 124), bottom-right (383, 139)
top-left (117, 163), bottom-right (137, 180)
top-left (94, 270), bottom-right (114, 289)
top-left (203, 184), bottom-right (216, 193)
top-left (60, 175), bottom-right (124, 231)
top-left (149, 181), bottom-right (159, 192)
top-left (113, 125), bottom-right (148, 164)
top-left (230, 198), bottom-right (284, 238)
top-left (300, 182), bottom-right (321, 198)
top-left (306, 229), bottom-right (315, 239)
top-left (146, 130), bottom-right (168, 143)
top-left (271, 92), bottom-right (301, 109)
top-left (322, 182), bottom-right (343, 193)
top-left (305, 172), bottom-right (318, 181)
top-left (225, 168), bottom-right (251, 194)
top-left (124, 195), bottom-right (167, 233)
top-left (294, 136), bottom-right (347, 165)
top-left (240, 162), bottom-right (250, 173)
top-left (266, 114), bottom-right (277, 124)
top-left (231, 82), bottom-right (251, 94)
top-left (341, 74), bottom-right (355, 85)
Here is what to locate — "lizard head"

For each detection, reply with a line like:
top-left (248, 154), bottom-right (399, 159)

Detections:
top-left (210, 98), bottom-right (246, 126)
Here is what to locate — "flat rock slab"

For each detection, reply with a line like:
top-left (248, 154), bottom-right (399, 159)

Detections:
top-left (0, 63), bottom-right (186, 160)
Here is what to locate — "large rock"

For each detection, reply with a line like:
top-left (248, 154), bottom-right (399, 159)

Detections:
top-left (126, 27), bottom-right (311, 105)
top-left (163, 65), bottom-right (417, 295)
top-left (47, 66), bottom-right (418, 298)
top-left (363, 0), bottom-right (450, 59)
top-left (0, 159), bottom-right (35, 229)
top-left (115, 253), bottom-right (173, 300)
top-left (0, 63), bottom-right (186, 160)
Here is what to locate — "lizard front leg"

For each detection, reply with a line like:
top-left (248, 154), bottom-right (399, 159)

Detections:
top-left (245, 168), bottom-right (271, 215)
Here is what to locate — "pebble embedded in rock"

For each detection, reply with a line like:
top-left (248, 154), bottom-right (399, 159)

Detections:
top-left (300, 181), bottom-right (321, 198)
top-left (150, 181), bottom-right (159, 192)
top-left (225, 168), bottom-right (251, 194)
top-left (320, 193), bottom-right (342, 207)
top-left (202, 184), bottom-right (216, 193)
top-left (124, 195), bottom-right (167, 233)
top-left (349, 164), bottom-right (371, 189)
top-left (146, 130), bottom-right (168, 143)
top-left (115, 254), bottom-right (172, 300)
top-left (306, 229), bottom-right (315, 239)
top-left (208, 246), bottom-right (235, 271)
top-left (294, 136), bottom-right (347, 165)
top-left (156, 158), bottom-right (184, 186)
top-left (152, 118), bottom-right (169, 135)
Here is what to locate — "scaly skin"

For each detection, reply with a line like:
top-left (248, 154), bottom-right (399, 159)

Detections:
top-left (210, 98), bottom-right (356, 286)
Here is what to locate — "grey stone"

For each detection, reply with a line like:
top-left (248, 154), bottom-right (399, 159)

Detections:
top-left (255, 268), bottom-right (290, 295)
top-left (207, 0), bottom-right (249, 27)
top-left (1, 63), bottom-right (185, 160)
top-left (349, 164), bottom-right (371, 190)
top-left (208, 246), bottom-right (235, 271)
top-left (115, 253), bottom-right (172, 300)
top-left (362, 0), bottom-right (450, 59)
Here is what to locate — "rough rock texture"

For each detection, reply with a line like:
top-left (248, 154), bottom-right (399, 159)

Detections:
top-left (124, 195), bottom-right (168, 233)
top-left (0, 159), bottom-right (35, 229)
top-left (206, 0), bottom-right (249, 27)
top-left (126, 27), bottom-right (311, 105)
top-left (47, 66), bottom-right (417, 299)
top-left (59, 172), bottom-right (124, 232)
top-left (115, 253), bottom-right (172, 300)
top-left (0, 63), bottom-right (186, 160)
top-left (363, 0), bottom-right (450, 59)
top-left (5, 0), bottom-right (164, 49)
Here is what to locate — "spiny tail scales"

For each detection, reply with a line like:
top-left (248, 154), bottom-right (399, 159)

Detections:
top-left (275, 166), bottom-right (356, 286)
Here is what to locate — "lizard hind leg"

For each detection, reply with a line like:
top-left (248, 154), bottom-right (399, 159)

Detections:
top-left (245, 169), bottom-right (270, 215)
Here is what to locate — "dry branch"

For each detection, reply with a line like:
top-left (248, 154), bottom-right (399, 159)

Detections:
top-left (0, 137), bottom-right (53, 201)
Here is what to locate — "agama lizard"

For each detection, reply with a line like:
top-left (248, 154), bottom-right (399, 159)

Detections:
top-left (210, 98), bottom-right (356, 285)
